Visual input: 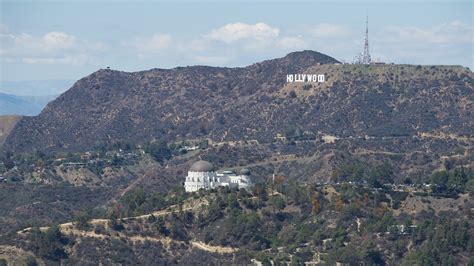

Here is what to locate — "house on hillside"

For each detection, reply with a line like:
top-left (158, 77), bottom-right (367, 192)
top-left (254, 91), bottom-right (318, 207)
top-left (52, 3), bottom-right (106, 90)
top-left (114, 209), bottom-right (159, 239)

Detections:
top-left (81, 152), bottom-right (92, 160)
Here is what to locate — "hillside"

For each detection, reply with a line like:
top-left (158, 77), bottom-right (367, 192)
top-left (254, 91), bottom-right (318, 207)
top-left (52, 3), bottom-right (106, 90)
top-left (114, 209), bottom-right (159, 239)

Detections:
top-left (2, 50), bottom-right (472, 185)
top-left (2, 50), bottom-right (338, 152)
top-left (3, 51), bottom-right (472, 156)
top-left (4, 181), bottom-right (473, 265)
top-left (0, 115), bottom-right (21, 145)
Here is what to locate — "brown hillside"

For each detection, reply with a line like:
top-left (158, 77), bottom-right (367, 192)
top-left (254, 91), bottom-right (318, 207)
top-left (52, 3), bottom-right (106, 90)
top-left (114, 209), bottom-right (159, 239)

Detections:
top-left (0, 115), bottom-right (21, 146)
top-left (3, 51), bottom-right (472, 155)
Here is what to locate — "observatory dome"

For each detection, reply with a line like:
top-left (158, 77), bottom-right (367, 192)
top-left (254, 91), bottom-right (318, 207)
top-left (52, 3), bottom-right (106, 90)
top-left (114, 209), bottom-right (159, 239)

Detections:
top-left (189, 160), bottom-right (215, 172)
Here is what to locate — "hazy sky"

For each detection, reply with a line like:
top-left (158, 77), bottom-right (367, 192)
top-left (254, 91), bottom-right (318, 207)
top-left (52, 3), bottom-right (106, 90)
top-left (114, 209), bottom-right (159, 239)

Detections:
top-left (1, 0), bottom-right (472, 81)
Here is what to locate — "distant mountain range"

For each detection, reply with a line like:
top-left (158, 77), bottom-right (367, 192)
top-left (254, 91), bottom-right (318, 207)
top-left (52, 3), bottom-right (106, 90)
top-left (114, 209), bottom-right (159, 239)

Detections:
top-left (0, 93), bottom-right (58, 116)
top-left (0, 79), bottom-right (74, 115)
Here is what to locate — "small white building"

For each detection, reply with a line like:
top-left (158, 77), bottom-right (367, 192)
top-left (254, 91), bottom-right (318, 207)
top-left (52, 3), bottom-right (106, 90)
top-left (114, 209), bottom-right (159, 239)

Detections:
top-left (184, 160), bottom-right (253, 192)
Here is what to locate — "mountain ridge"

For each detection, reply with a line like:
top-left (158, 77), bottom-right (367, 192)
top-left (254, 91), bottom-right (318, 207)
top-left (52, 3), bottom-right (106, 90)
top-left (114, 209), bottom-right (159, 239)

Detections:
top-left (2, 50), bottom-right (473, 155)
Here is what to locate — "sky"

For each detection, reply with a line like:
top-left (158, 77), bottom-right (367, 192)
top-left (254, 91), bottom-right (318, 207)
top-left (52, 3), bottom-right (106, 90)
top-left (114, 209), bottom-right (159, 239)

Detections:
top-left (0, 0), bottom-right (472, 83)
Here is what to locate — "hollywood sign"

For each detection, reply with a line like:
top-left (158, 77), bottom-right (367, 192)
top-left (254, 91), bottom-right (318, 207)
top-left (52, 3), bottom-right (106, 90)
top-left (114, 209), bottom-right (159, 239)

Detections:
top-left (286, 74), bottom-right (325, 83)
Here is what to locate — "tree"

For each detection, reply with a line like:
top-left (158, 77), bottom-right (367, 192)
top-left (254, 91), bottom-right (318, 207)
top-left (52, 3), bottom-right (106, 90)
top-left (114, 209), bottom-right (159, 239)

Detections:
top-left (291, 255), bottom-right (303, 264)
top-left (198, 139), bottom-right (209, 149)
top-left (32, 225), bottom-right (68, 261)
top-left (155, 217), bottom-right (169, 235)
top-left (430, 171), bottom-right (448, 187)
top-left (111, 154), bottom-right (123, 166)
top-left (74, 211), bottom-right (90, 230)
top-left (17, 256), bottom-right (37, 266)
top-left (36, 159), bottom-right (44, 168)
top-left (331, 226), bottom-right (347, 248)
top-left (227, 193), bottom-right (240, 210)
top-left (283, 126), bottom-right (302, 141)
top-left (170, 219), bottom-right (188, 241)
top-left (447, 167), bottom-right (468, 190)
top-left (269, 195), bottom-right (285, 214)
top-left (273, 175), bottom-right (286, 192)
top-left (363, 192), bottom-right (370, 207)
top-left (146, 141), bottom-right (171, 162)
top-left (334, 162), bottom-right (365, 182)
top-left (428, 166), bottom-right (473, 195)
top-left (252, 183), bottom-right (268, 201)
top-left (147, 213), bottom-right (157, 223)
top-left (2, 151), bottom-right (14, 170)
top-left (335, 197), bottom-right (344, 212)
top-left (122, 189), bottom-right (147, 215)
top-left (444, 159), bottom-right (454, 171)
top-left (311, 194), bottom-right (321, 215)
top-left (284, 182), bottom-right (310, 206)
top-left (312, 227), bottom-right (326, 245)
top-left (110, 218), bottom-right (124, 231)
top-left (368, 163), bottom-right (394, 187)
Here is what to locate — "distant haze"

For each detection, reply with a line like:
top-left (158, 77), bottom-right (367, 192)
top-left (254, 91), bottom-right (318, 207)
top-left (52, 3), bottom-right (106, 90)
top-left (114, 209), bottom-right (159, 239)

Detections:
top-left (0, 93), bottom-right (59, 116)
top-left (0, 79), bottom-right (74, 96)
top-left (0, 79), bottom-right (73, 115)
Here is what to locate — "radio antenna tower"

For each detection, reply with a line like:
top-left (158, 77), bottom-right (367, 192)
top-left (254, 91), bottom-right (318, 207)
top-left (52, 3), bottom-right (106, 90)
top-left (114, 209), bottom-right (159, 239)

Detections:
top-left (361, 14), bottom-right (371, 64)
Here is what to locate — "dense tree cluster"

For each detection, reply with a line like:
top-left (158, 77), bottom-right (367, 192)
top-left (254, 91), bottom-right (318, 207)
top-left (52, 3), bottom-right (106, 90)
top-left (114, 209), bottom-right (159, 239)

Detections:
top-left (402, 216), bottom-right (473, 265)
top-left (333, 161), bottom-right (394, 187)
top-left (429, 167), bottom-right (473, 194)
top-left (143, 140), bottom-right (171, 163)
top-left (28, 225), bottom-right (69, 262)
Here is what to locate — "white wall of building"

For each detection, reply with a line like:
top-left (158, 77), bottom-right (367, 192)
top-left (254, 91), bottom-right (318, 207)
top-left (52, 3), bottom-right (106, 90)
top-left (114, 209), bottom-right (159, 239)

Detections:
top-left (184, 170), bottom-right (252, 192)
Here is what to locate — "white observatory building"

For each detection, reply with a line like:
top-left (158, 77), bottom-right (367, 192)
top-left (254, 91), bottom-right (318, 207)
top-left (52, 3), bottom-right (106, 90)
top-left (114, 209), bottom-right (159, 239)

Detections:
top-left (184, 160), bottom-right (253, 192)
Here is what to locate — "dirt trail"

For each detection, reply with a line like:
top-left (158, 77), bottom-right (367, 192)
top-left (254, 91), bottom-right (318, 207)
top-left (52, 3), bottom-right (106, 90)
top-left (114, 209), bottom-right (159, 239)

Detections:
top-left (42, 223), bottom-right (237, 254)
top-left (16, 198), bottom-right (236, 254)
top-left (191, 241), bottom-right (237, 253)
top-left (353, 148), bottom-right (403, 156)
top-left (19, 199), bottom-right (208, 234)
